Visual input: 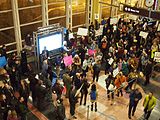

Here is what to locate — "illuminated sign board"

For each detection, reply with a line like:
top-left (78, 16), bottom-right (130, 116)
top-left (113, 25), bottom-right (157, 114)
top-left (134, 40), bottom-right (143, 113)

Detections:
top-left (123, 5), bottom-right (160, 20)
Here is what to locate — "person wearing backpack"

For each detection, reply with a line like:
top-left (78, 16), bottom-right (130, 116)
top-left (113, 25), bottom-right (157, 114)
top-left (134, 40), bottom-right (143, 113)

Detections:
top-left (90, 84), bottom-right (98, 112)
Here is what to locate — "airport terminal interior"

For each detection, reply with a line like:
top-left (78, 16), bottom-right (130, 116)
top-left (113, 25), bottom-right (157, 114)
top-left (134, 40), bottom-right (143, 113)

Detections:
top-left (0, 0), bottom-right (160, 120)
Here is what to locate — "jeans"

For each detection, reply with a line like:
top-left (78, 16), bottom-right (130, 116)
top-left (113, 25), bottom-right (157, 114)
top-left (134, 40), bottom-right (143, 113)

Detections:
top-left (93, 72), bottom-right (100, 82)
top-left (128, 102), bottom-right (138, 117)
top-left (80, 92), bottom-right (87, 105)
top-left (91, 102), bottom-right (97, 111)
top-left (144, 107), bottom-right (152, 120)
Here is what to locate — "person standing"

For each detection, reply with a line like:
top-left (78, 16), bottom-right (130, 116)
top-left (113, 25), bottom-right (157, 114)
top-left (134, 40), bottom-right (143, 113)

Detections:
top-left (80, 76), bottom-right (90, 106)
top-left (68, 85), bottom-right (77, 119)
top-left (128, 88), bottom-right (142, 119)
top-left (143, 92), bottom-right (156, 120)
top-left (92, 60), bottom-right (101, 82)
top-left (144, 60), bottom-right (152, 86)
top-left (90, 84), bottom-right (98, 112)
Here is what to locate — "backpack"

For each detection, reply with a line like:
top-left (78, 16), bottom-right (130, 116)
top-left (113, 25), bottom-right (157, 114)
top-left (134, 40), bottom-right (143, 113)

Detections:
top-left (90, 91), bottom-right (96, 100)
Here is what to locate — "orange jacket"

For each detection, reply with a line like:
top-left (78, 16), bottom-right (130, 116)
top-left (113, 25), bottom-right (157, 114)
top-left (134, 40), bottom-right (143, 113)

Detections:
top-left (114, 76), bottom-right (126, 88)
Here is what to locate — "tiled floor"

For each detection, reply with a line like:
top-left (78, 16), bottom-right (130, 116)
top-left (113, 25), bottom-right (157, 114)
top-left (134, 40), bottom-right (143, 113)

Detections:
top-left (63, 71), bottom-right (145, 120)
top-left (26, 70), bottom-right (160, 120)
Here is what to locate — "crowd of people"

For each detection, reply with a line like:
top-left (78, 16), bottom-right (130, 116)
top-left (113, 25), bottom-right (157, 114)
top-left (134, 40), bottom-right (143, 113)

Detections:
top-left (0, 16), bottom-right (159, 120)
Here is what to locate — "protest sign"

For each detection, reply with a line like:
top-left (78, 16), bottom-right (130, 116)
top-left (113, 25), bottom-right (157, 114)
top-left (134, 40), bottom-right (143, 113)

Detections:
top-left (113, 67), bottom-right (119, 78)
top-left (129, 14), bottom-right (138, 20)
top-left (63, 55), bottom-right (73, 66)
top-left (110, 18), bottom-right (118, 25)
top-left (77, 28), bottom-right (88, 36)
top-left (139, 31), bottom-right (148, 39)
top-left (69, 33), bottom-right (74, 39)
top-left (154, 52), bottom-right (160, 62)
top-left (108, 58), bottom-right (114, 65)
top-left (88, 49), bottom-right (96, 56)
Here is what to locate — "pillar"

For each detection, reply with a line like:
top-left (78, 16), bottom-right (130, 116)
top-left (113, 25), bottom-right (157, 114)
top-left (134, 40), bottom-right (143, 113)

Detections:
top-left (65, 0), bottom-right (72, 30)
top-left (85, 0), bottom-right (93, 27)
top-left (11, 0), bottom-right (22, 55)
top-left (91, 0), bottom-right (102, 23)
top-left (41, 0), bottom-right (48, 26)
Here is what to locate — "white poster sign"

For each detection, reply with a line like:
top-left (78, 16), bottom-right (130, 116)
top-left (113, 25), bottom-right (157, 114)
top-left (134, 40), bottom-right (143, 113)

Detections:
top-left (110, 18), bottom-right (118, 25)
top-left (69, 33), bottom-right (74, 39)
top-left (139, 31), bottom-right (148, 39)
top-left (129, 14), bottom-right (138, 21)
top-left (108, 58), bottom-right (114, 65)
top-left (95, 25), bottom-right (104, 36)
top-left (113, 67), bottom-right (119, 78)
top-left (154, 52), bottom-right (160, 62)
top-left (77, 28), bottom-right (88, 36)
top-left (157, 23), bottom-right (160, 31)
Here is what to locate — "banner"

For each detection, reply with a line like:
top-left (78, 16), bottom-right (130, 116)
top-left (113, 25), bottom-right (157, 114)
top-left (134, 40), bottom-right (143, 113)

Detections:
top-left (77, 28), bottom-right (88, 36)
top-left (154, 52), bottom-right (160, 62)
top-left (0, 56), bottom-right (7, 68)
top-left (139, 31), bottom-right (148, 39)
top-left (63, 55), bottom-right (73, 66)
top-left (88, 49), bottom-right (96, 56)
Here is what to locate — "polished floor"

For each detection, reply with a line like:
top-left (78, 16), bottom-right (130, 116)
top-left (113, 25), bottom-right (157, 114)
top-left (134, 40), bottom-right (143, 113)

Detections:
top-left (26, 70), bottom-right (160, 120)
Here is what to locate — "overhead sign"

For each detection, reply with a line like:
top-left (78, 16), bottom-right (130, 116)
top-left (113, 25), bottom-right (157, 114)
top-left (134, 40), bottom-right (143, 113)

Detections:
top-left (123, 4), bottom-right (160, 20)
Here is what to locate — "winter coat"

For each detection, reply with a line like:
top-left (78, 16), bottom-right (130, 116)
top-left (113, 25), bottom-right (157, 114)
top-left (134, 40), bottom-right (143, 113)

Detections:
top-left (143, 95), bottom-right (156, 111)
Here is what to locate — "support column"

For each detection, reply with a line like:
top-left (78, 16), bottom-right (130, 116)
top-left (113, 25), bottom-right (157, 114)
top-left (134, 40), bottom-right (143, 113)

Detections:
top-left (99, 3), bottom-right (102, 22)
top-left (42, 0), bottom-right (48, 26)
top-left (65, 0), bottom-right (72, 30)
top-left (11, 0), bottom-right (22, 55)
top-left (86, 0), bottom-right (92, 27)
top-left (110, 0), bottom-right (118, 17)
top-left (92, 0), bottom-right (100, 23)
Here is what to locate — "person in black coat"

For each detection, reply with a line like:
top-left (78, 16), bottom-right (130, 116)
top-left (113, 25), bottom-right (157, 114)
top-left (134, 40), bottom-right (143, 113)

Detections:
top-left (93, 60), bottom-right (101, 82)
top-left (19, 80), bottom-right (30, 107)
top-left (16, 97), bottom-right (28, 120)
top-left (144, 60), bottom-right (152, 85)
top-left (128, 88), bottom-right (142, 119)
top-left (105, 74), bottom-right (114, 100)
top-left (68, 85), bottom-right (77, 119)
top-left (9, 66), bottom-right (20, 91)
top-left (56, 99), bottom-right (66, 120)
top-left (80, 76), bottom-right (90, 106)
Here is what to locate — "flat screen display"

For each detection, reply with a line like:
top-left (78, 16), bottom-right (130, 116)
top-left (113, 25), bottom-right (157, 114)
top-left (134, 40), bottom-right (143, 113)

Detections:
top-left (38, 32), bottom-right (62, 54)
